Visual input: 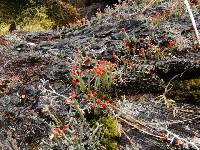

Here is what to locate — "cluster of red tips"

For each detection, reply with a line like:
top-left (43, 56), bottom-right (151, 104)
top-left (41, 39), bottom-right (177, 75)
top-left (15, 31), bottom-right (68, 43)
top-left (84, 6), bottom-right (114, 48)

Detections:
top-left (70, 91), bottom-right (76, 99)
top-left (112, 52), bottom-right (117, 59)
top-left (167, 39), bottom-right (176, 48)
top-left (64, 98), bottom-right (68, 104)
top-left (91, 98), bottom-right (109, 111)
top-left (93, 64), bottom-right (106, 76)
top-left (72, 78), bottom-right (76, 86)
top-left (140, 48), bottom-right (145, 56)
top-left (147, 43), bottom-right (152, 49)
top-left (101, 102), bottom-right (107, 108)
top-left (120, 27), bottom-right (126, 33)
top-left (49, 124), bottom-right (69, 140)
top-left (96, 98), bottom-right (101, 103)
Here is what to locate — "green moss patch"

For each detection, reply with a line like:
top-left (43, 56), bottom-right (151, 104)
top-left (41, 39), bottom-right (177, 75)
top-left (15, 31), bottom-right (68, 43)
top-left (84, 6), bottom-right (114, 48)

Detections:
top-left (167, 78), bottom-right (200, 103)
top-left (91, 115), bottom-right (119, 150)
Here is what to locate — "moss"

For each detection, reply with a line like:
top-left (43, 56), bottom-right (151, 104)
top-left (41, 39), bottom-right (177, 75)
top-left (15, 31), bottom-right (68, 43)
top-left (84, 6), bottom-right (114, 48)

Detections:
top-left (91, 115), bottom-right (119, 150)
top-left (167, 78), bottom-right (200, 103)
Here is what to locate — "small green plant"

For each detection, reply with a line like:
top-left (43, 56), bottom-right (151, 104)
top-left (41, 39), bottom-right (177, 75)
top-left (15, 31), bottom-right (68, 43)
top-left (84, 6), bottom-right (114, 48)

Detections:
top-left (69, 57), bottom-right (116, 94)
top-left (39, 47), bottom-right (117, 149)
top-left (39, 82), bottom-right (103, 149)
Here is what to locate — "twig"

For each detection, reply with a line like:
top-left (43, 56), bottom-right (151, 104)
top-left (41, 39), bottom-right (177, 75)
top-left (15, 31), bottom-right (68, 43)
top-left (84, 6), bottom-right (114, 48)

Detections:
top-left (121, 129), bottom-right (136, 149)
top-left (164, 129), bottom-right (200, 150)
top-left (118, 117), bottom-right (160, 139)
top-left (117, 110), bottom-right (200, 149)
top-left (156, 67), bottom-right (195, 102)
top-left (184, 0), bottom-right (200, 44)
top-left (111, 103), bottom-right (200, 149)
top-left (129, 0), bottom-right (157, 17)
top-left (148, 115), bottom-right (200, 126)
top-left (110, 103), bottom-right (160, 135)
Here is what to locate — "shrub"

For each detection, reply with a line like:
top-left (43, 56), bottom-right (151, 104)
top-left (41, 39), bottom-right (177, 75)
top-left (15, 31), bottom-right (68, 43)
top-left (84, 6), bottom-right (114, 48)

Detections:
top-left (43, 0), bottom-right (80, 25)
top-left (0, 0), bottom-right (33, 23)
top-left (0, 0), bottom-right (80, 33)
top-left (17, 7), bottom-right (55, 32)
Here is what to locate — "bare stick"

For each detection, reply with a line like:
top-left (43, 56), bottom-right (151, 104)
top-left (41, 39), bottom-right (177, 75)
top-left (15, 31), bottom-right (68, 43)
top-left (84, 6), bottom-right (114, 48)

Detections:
top-left (121, 129), bottom-right (136, 149)
top-left (184, 0), bottom-right (200, 44)
top-left (129, 0), bottom-right (157, 17)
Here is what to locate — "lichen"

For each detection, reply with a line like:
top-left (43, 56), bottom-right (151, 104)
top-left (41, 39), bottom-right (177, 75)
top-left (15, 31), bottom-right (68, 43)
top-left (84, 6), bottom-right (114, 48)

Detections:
top-left (167, 78), bottom-right (200, 103)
